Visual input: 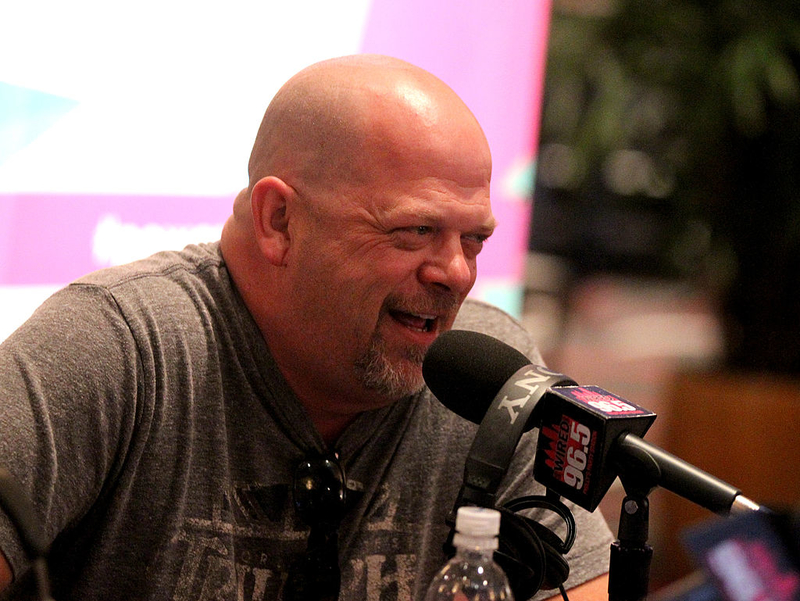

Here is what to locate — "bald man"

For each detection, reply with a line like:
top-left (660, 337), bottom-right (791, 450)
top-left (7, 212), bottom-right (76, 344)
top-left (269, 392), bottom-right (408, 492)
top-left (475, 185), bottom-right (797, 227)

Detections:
top-left (0, 56), bottom-right (612, 600)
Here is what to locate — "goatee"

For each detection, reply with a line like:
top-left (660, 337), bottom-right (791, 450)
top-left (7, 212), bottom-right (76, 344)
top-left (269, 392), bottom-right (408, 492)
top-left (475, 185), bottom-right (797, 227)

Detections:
top-left (354, 333), bottom-right (427, 399)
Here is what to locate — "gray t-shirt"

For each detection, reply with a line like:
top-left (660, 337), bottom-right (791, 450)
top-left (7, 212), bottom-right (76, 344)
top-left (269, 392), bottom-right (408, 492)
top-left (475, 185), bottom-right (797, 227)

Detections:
top-left (0, 242), bottom-right (612, 600)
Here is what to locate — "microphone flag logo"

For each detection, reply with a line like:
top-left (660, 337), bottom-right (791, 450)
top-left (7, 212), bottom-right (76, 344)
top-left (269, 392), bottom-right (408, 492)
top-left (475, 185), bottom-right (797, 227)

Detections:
top-left (534, 385), bottom-right (656, 512)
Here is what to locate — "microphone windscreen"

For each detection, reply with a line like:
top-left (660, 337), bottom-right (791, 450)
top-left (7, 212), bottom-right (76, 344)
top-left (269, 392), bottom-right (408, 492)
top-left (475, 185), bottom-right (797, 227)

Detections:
top-left (422, 330), bottom-right (531, 424)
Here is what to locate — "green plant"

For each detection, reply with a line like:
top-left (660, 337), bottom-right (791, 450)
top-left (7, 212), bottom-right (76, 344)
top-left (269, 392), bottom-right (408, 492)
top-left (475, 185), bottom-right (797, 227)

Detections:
top-left (534, 0), bottom-right (800, 373)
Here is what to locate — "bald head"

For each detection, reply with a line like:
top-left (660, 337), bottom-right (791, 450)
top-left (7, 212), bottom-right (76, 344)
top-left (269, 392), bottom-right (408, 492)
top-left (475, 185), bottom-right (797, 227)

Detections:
top-left (220, 55), bottom-right (496, 438)
top-left (246, 54), bottom-right (491, 193)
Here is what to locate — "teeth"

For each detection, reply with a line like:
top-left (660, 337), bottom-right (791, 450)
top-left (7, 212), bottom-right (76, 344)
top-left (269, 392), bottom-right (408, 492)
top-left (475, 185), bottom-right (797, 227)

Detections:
top-left (412, 314), bottom-right (436, 332)
top-left (391, 310), bottom-right (437, 333)
top-left (420, 315), bottom-right (437, 332)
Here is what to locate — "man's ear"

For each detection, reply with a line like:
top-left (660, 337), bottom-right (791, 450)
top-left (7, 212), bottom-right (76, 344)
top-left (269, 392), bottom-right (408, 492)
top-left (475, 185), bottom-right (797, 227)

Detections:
top-left (250, 176), bottom-right (294, 266)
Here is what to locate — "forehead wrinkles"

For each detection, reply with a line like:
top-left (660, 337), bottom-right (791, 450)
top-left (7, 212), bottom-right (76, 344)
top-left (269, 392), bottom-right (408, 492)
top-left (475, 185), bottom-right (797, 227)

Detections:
top-left (362, 88), bottom-right (492, 190)
top-left (353, 176), bottom-right (495, 235)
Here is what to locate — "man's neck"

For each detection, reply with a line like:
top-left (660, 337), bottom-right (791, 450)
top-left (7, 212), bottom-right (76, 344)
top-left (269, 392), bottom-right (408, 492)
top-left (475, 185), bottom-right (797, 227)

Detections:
top-left (307, 409), bottom-right (359, 447)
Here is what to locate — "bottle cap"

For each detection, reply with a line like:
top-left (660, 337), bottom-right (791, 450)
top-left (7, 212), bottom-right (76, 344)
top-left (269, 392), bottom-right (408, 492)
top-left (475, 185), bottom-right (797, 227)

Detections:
top-left (455, 506), bottom-right (501, 538)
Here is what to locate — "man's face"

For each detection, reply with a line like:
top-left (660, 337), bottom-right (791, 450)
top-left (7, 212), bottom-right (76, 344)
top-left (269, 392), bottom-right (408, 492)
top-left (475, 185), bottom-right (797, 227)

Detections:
top-left (282, 168), bottom-right (494, 409)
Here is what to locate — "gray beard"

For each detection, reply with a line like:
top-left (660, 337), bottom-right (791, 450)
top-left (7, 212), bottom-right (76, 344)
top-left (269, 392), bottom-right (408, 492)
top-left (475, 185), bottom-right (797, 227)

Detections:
top-left (353, 332), bottom-right (428, 399)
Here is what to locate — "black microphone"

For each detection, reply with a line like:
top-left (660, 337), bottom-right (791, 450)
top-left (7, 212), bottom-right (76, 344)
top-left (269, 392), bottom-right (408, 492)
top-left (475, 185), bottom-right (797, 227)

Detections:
top-left (423, 330), bottom-right (765, 515)
top-left (423, 329), bottom-right (576, 507)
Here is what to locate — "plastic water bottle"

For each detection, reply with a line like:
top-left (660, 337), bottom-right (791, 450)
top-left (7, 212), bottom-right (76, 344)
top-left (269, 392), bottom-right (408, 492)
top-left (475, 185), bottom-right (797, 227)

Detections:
top-left (424, 506), bottom-right (515, 601)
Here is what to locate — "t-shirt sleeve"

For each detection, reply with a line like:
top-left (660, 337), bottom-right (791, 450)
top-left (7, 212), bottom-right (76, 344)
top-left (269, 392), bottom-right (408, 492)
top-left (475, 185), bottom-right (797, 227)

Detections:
top-left (0, 283), bottom-right (140, 580)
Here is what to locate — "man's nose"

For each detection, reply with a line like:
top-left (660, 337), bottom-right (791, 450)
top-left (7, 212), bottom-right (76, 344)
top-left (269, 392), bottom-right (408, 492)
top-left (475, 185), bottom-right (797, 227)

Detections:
top-left (418, 235), bottom-right (476, 295)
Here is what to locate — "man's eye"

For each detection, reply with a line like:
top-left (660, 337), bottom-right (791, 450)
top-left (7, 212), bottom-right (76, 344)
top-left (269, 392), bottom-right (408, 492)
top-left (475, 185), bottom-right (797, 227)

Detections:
top-left (463, 233), bottom-right (489, 246)
top-left (462, 233), bottom-right (489, 254)
top-left (391, 226), bottom-right (434, 249)
top-left (464, 233), bottom-right (489, 244)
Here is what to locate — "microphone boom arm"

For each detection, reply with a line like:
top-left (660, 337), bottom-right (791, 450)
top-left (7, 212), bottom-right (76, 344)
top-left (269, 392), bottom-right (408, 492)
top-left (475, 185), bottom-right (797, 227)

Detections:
top-left (612, 433), bottom-right (761, 515)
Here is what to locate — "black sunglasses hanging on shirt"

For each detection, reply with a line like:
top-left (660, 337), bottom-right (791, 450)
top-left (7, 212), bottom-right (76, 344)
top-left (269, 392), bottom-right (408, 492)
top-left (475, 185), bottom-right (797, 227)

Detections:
top-left (283, 452), bottom-right (347, 601)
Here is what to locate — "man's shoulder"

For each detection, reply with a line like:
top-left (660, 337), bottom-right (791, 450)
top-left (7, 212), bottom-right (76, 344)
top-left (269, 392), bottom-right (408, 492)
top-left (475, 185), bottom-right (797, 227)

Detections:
top-left (453, 297), bottom-right (529, 340)
top-left (61, 242), bottom-right (233, 334)
top-left (74, 242), bottom-right (224, 290)
top-left (453, 298), bottom-right (544, 364)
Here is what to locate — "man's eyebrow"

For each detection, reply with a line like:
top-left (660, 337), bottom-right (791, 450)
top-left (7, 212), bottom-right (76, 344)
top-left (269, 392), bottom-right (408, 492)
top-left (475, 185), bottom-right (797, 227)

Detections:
top-left (471, 217), bottom-right (497, 237)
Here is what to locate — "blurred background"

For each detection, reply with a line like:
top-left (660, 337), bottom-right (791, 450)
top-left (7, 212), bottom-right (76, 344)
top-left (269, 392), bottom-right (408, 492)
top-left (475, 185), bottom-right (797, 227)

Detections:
top-left (1, 0), bottom-right (799, 595)
top-left (523, 0), bottom-right (800, 590)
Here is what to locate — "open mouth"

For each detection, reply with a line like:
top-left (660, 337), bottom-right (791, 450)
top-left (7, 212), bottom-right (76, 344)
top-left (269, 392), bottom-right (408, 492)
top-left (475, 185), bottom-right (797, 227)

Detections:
top-left (389, 310), bottom-right (437, 333)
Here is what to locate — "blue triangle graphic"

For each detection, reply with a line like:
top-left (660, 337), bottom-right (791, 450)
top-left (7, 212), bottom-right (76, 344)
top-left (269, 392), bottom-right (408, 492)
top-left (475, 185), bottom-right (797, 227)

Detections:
top-left (0, 82), bottom-right (79, 166)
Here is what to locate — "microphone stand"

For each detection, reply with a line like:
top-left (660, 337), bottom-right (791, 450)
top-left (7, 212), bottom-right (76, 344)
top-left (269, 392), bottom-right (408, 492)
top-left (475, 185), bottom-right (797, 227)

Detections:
top-left (608, 479), bottom-right (653, 601)
top-left (605, 431), bottom-right (764, 600)
top-left (607, 438), bottom-right (663, 601)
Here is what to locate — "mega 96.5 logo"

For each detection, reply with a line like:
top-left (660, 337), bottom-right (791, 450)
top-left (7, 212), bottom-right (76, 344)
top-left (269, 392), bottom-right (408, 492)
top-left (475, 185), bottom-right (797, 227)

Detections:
top-left (570, 387), bottom-right (643, 415)
top-left (542, 416), bottom-right (594, 491)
